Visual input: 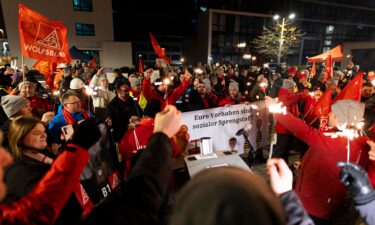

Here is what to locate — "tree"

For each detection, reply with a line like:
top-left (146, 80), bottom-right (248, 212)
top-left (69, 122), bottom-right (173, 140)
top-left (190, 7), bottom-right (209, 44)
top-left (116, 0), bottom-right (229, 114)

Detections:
top-left (253, 19), bottom-right (305, 64)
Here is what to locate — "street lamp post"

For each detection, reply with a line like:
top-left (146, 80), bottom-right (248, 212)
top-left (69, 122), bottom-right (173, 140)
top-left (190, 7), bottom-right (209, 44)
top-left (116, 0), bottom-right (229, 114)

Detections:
top-left (274, 13), bottom-right (295, 64)
top-left (237, 42), bottom-right (246, 65)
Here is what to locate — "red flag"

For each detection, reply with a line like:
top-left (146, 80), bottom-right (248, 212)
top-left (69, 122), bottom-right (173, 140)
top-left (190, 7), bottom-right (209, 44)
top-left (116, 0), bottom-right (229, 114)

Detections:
top-left (313, 89), bottom-right (332, 131)
top-left (310, 62), bottom-right (316, 78)
top-left (324, 54), bottom-right (332, 79)
top-left (313, 89), bottom-right (332, 119)
top-left (149, 32), bottom-right (172, 65)
top-left (33, 60), bottom-right (56, 88)
top-left (333, 71), bottom-right (364, 103)
top-left (18, 4), bottom-right (71, 63)
top-left (139, 57), bottom-right (144, 73)
top-left (90, 58), bottom-right (97, 68)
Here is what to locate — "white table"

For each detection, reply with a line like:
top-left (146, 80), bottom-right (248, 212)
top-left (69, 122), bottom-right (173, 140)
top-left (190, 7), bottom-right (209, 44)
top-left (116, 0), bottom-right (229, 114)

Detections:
top-left (184, 151), bottom-right (251, 177)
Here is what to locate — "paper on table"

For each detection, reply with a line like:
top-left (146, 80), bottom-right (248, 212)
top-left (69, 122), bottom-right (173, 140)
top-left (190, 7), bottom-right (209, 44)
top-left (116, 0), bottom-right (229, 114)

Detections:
top-left (195, 153), bottom-right (218, 160)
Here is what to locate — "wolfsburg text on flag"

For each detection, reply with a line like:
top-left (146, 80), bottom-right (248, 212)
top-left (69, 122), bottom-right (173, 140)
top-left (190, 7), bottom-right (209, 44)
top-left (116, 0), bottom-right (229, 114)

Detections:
top-left (18, 4), bottom-right (72, 63)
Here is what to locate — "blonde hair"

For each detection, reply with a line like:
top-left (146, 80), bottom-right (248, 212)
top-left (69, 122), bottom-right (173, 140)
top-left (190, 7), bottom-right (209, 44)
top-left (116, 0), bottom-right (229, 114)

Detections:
top-left (9, 116), bottom-right (44, 160)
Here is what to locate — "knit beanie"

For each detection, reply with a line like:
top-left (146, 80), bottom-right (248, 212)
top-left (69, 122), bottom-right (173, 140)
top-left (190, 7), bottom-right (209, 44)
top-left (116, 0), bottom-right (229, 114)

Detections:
top-left (331, 100), bottom-right (365, 125)
top-left (202, 78), bottom-right (211, 86)
top-left (98, 77), bottom-right (108, 83)
top-left (70, 78), bottom-right (84, 90)
top-left (1, 95), bottom-right (27, 118)
top-left (18, 80), bottom-right (36, 89)
top-left (210, 76), bottom-right (218, 83)
top-left (229, 82), bottom-right (239, 91)
top-left (282, 79), bottom-right (295, 90)
top-left (131, 78), bottom-right (141, 88)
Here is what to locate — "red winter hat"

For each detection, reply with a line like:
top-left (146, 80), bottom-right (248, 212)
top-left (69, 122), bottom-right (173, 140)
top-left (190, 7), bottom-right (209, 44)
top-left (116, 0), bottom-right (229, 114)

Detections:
top-left (288, 66), bottom-right (297, 75)
top-left (297, 71), bottom-right (307, 80)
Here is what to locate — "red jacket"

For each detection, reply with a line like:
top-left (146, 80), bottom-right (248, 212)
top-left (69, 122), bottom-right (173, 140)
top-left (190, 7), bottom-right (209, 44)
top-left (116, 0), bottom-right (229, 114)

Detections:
top-left (208, 92), bottom-right (219, 107)
top-left (119, 118), bottom-right (180, 176)
top-left (275, 89), bottom-right (305, 134)
top-left (29, 95), bottom-right (53, 119)
top-left (275, 112), bottom-right (374, 219)
top-left (0, 144), bottom-right (89, 225)
top-left (142, 78), bottom-right (189, 110)
top-left (218, 96), bottom-right (244, 107)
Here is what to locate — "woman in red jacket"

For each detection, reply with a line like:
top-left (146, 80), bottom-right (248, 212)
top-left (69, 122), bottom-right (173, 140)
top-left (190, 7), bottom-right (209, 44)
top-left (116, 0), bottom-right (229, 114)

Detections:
top-left (0, 118), bottom-right (100, 225)
top-left (219, 82), bottom-right (245, 106)
top-left (273, 79), bottom-right (306, 163)
top-left (266, 97), bottom-right (374, 225)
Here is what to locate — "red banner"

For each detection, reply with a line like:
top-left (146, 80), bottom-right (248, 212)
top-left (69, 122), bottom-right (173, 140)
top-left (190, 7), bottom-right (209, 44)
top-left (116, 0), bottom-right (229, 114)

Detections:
top-left (18, 4), bottom-right (72, 63)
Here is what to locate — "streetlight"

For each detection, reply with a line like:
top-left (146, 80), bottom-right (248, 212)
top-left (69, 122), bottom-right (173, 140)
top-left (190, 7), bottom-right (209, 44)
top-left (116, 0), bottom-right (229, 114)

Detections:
top-left (274, 13), bottom-right (296, 64)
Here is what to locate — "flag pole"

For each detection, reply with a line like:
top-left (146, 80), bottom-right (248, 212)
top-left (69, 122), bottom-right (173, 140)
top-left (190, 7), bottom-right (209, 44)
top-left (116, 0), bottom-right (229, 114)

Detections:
top-left (22, 54), bottom-right (25, 82)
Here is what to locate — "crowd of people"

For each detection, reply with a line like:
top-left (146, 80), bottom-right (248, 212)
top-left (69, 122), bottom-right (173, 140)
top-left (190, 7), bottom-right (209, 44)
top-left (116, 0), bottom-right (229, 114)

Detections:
top-left (0, 58), bottom-right (373, 225)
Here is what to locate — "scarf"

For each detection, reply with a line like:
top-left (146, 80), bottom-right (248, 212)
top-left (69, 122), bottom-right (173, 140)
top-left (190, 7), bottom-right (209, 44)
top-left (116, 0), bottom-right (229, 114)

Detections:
top-left (62, 107), bottom-right (91, 125)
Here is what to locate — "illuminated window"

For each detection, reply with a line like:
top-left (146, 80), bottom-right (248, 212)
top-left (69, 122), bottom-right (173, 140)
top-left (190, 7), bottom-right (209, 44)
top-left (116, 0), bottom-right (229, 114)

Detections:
top-left (75, 23), bottom-right (95, 36)
top-left (73, 0), bottom-right (93, 12)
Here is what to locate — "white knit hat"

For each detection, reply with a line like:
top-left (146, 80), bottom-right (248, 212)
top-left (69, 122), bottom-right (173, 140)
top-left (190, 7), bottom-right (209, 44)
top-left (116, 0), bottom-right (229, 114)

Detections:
top-left (229, 82), bottom-right (239, 91)
top-left (331, 100), bottom-right (365, 125)
top-left (282, 79), bottom-right (295, 90)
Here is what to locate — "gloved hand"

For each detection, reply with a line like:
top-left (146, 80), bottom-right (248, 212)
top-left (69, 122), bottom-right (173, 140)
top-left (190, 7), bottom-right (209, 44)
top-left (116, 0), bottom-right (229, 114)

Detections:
top-left (71, 118), bottom-right (101, 150)
top-left (337, 162), bottom-right (375, 205)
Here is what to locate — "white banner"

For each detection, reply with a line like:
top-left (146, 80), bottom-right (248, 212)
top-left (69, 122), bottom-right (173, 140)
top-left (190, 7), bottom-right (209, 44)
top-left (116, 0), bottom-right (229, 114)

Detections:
top-left (180, 102), bottom-right (272, 154)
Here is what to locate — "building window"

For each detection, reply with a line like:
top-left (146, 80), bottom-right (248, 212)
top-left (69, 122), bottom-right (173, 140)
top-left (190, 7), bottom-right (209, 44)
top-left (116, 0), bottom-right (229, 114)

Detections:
top-left (73, 0), bottom-right (93, 12)
top-left (75, 23), bottom-right (95, 36)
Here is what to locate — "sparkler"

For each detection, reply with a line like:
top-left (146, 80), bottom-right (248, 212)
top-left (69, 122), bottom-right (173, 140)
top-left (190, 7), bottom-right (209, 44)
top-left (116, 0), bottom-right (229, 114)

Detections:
top-left (267, 102), bottom-right (287, 115)
top-left (163, 78), bottom-right (171, 106)
top-left (266, 99), bottom-right (287, 159)
top-left (84, 85), bottom-right (94, 112)
top-left (335, 121), bottom-right (364, 162)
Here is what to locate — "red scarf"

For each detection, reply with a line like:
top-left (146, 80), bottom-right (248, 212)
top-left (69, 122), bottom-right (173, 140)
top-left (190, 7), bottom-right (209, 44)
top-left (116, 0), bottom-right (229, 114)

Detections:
top-left (62, 107), bottom-right (91, 125)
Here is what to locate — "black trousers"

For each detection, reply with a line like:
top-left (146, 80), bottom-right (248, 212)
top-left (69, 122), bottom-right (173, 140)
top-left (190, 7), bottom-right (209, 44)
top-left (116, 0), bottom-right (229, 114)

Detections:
top-left (273, 134), bottom-right (293, 164)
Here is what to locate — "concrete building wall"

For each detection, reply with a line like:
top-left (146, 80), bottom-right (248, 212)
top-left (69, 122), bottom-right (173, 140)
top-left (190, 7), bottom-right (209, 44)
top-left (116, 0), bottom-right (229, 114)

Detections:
top-left (1, 0), bottom-right (120, 66)
top-left (100, 41), bottom-right (132, 68)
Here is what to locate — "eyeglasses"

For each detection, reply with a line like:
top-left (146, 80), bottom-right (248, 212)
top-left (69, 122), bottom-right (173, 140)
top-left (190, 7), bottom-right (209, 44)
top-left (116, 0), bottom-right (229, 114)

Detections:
top-left (65, 101), bottom-right (81, 105)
